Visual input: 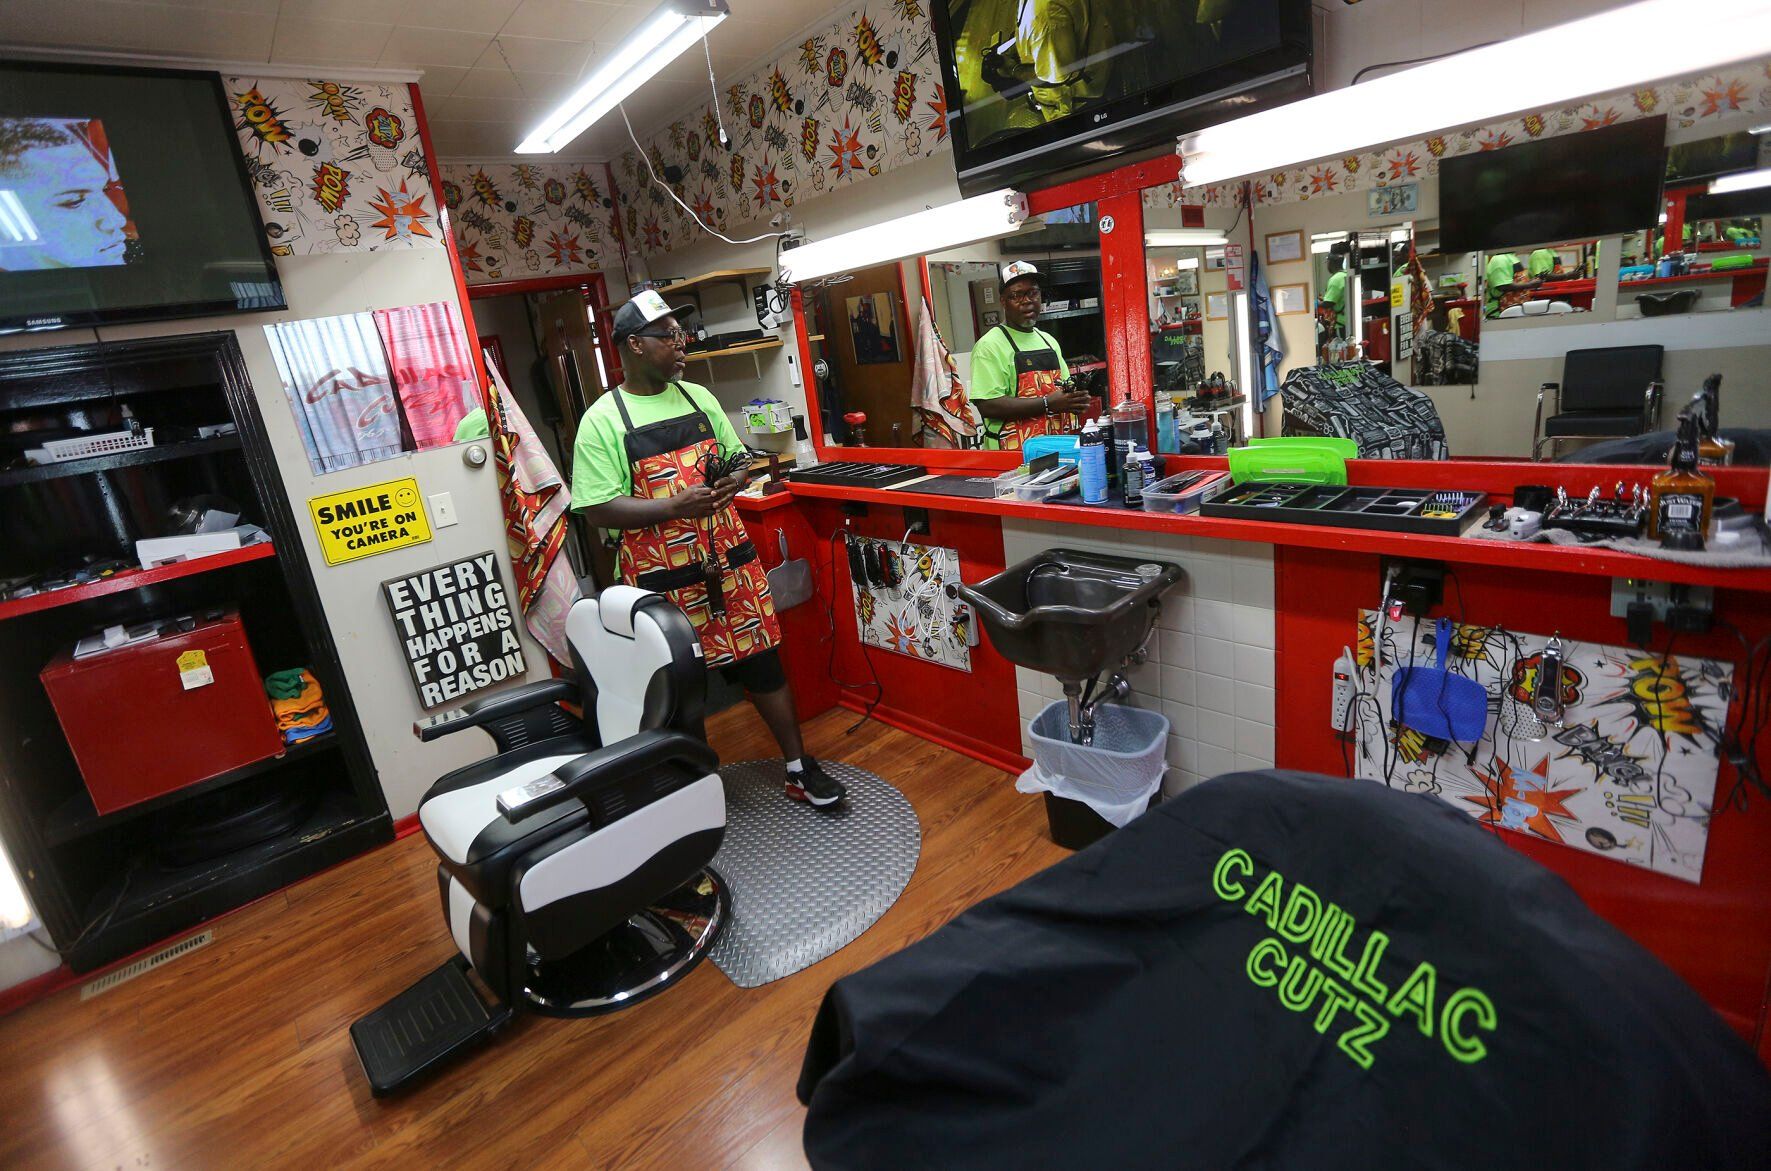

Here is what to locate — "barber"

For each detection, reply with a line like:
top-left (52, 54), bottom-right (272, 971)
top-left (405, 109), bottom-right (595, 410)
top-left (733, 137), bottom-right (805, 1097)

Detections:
top-left (570, 291), bottom-right (844, 808)
top-left (969, 261), bottom-right (1092, 450)
top-left (1483, 252), bottom-right (1542, 317)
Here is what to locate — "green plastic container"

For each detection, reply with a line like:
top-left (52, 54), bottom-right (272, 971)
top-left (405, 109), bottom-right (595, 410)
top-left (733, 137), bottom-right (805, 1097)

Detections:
top-left (1228, 438), bottom-right (1352, 485)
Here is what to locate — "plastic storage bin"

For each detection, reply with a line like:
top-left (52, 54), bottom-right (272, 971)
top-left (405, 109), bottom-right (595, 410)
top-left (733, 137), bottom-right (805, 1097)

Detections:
top-left (1142, 470), bottom-right (1229, 514)
top-left (1022, 701), bottom-right (1169, 848)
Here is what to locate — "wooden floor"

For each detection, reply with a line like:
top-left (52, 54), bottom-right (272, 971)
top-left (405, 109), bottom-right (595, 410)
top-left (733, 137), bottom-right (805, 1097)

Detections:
top-left (0, 705), bottom-right (1068, 1170)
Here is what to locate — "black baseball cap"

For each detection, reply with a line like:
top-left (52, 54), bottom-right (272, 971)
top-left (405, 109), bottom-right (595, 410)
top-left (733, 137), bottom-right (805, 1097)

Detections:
top-left (612, 289), bottom-right (697, 342)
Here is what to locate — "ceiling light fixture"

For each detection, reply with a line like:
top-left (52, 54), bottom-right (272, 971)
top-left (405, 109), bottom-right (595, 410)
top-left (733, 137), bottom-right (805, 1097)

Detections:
top-left (1177, 0), bottom-right (1771, 185)
top-left (779, 190), bottom-right (1028, 284)
top-left (516, 0), bottom-right (729, 153)
top-left (1710, 167), bottom-right (1771, 194)
top-left (1144, 229), bottom-right (1229, 247)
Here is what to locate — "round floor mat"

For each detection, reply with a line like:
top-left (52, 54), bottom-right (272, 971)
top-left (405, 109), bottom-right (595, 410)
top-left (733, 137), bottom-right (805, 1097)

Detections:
top-left (709, 759), bottom-right (921, 988)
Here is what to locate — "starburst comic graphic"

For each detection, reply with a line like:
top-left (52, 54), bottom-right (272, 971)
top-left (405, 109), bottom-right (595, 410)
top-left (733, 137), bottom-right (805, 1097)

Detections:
top-left (234, 86), bottom-right (294, 154)
top-left (1352, 614), bottom-right (1731, 883)
top-left (849, 539), bottom-right (970, 672)
top-left (368, 181), bottom-right (432, 242)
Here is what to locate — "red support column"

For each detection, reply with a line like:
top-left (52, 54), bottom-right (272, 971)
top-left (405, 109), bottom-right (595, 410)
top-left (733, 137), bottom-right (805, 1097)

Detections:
top-left (407, 81), bottom-right (489, 398)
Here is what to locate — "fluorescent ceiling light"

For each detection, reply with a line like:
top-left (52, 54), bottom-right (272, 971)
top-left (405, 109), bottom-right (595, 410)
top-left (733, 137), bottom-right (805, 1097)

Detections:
top-left (1177, 0), bottom-right (1771, 185)
top-left (780, 190), bottom-right (1028, 284)
top-left (1145, 229), bottom-right (1228, 247)
top-left (1752, 122), bottom-right (1771, 134)
top-left (0, 190), bottom-right (39, 244)
top-left (517, 0), bottom-right (728, 153)
top-left (1710, 167), bottom-right (1771, 194)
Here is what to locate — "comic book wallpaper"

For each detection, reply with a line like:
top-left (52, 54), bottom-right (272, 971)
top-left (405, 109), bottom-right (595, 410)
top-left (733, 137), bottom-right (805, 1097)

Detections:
top-left (437, 162), bottom-right (623, 286)
top-left (851, 538), bottom-right (971, 672)
top-left (1153, 60), bottom-right (1771, 210)
top-left (614, 0), bottom-right (953, 260)
top-left (1352, 612), bottom-right (1733, 884)
top-left (224, 77), bottom-right (442, 256)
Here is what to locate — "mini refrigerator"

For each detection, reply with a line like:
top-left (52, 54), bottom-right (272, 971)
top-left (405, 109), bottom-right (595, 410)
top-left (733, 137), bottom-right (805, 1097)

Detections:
top-left (41, 611), bottom-right (284, 815)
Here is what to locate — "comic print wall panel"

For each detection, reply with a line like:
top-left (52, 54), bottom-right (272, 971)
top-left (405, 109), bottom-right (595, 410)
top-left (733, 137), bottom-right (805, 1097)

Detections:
top-left (437, 162), bottom-right (622, 285)
top-left (614, 1), bottom-right (952, 260)
top-left (851, 538), bottom-right (971, 672)
top-left (224, 77), bottom-right (441, 255)
top-left (1352, 611), bottom-right (1732, 884)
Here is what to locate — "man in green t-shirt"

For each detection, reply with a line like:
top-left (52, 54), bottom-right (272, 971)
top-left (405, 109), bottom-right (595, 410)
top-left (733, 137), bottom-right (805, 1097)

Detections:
top-left (1527, 248), bottom-right (1559, 280)
top-left (968, 261), bottom-right (1092, 450)
top-left (570, 291), bottom-right (844, 809)
top-left (1483, 252), bottom-right (1541, 316)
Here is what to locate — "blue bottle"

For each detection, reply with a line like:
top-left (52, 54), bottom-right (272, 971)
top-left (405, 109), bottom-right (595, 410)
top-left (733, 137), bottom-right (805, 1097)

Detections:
top-left (1078, 420), bottom-right (1107, 504)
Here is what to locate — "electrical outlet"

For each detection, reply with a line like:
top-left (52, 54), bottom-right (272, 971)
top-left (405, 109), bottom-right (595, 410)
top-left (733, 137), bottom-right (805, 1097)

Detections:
top-left (429, 492), bottom-right (457, 528)
top-left (1608, 578), bottom-right (1713, 624)
top-left (903, 507), bottom-right (929, 535)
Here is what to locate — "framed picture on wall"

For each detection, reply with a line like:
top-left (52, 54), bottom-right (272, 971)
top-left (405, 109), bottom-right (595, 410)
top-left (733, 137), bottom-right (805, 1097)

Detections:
top-left (1271, 283), bottom-right (1309, 315)
top-left (1264, 230), bottom-right (1304, 265)
top-left (847, 291), bottom-right (902, 365)
top-left (1205, 292), bottom-right (1229, 320)
top-left (969, 278), bottom-right (1002, 334)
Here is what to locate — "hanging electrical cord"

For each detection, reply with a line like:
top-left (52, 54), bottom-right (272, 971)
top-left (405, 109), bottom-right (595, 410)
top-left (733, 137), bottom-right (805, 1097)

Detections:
top-left (1350, 41), bottom-right (1503, 85)
top-left (701, 28), bottom-right (730, 152)
top-left (1715, 620), bottom-right (1770, 812)
top-left (619, 104), bottom-right (788, 247)
top-left (825, 527), bottom-right (884, 734)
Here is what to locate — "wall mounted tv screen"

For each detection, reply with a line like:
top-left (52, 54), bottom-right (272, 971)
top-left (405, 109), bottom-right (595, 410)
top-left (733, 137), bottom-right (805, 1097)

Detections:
top-left (0, 62), bottom-right (283, 334)
top-left (1438, 116), bottom-right (1668, 254)
top-left (932, 0), bottom-right (1313, 196)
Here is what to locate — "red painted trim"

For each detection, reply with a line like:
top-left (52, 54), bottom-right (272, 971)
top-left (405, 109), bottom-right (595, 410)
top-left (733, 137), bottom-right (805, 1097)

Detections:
top-left (407, 82), bottom-right (490, 399)
top-left (0, 543), bottom-right (276, 621)
top-left (466, 274), bottom-right (608, 299)
top-left (735, 491), bottom-right (796, 513)
top-left (604, 161), bottom-right (636, 292)
top-left (0, 960), bottom-right (74, 1019)
top-left (836, 695), bottom-right (1029, 776)
top-left (1098, 187), bottom-right (1152, 426)
top-left (1027, 153), bottom-right (1183, 216)
top-left (786, 479), bottom-right (1771, 592)
top-left (393, 812), bottom-right (422, 839)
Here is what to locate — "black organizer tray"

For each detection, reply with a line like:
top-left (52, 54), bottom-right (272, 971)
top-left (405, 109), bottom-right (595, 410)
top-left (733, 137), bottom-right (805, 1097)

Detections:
top-left (785, 461), bottom-right (926, 488)
top-left (1199, 481), bottom-right (1486, 535)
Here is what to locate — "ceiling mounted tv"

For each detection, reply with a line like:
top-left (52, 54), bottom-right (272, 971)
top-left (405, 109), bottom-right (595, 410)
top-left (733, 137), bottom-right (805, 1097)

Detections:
top-left (1438, 116), bottom-right (1668, 254)
top-left (931, 0), bottom-right (1314, 197)
top-left (0, 61), bottom-right (284, 334)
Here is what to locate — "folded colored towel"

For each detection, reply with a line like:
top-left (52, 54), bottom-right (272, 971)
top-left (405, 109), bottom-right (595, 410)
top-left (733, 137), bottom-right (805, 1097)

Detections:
top-left (269, 669), bottom-right (331, 732)
top-left (284, 714), bottom-right (334, 745)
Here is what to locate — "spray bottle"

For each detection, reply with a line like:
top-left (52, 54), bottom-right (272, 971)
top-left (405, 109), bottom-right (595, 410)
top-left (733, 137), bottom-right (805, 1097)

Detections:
top-left (1078, 420), bottom-right (1108, 504)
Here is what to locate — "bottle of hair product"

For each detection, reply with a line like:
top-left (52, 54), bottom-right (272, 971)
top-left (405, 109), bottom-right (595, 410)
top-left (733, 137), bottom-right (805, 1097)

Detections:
top-left (1078, 420), bottom-right (1108, 504)
top-left (791, 414), bottom-right (816, 468)
top-left (1648, 409), bottom-right (1714, 549)
top-left (1695, 375), bottom-right (1735, 466)
top-left (1122, 443), bottom-right (1152, 508)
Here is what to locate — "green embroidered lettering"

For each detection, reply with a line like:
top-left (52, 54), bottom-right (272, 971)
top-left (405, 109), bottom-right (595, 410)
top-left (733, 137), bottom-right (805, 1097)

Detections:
top-left (1213, 848), bottom-right (1254, 901)
top-left (1277, 956), bottom-right (1324, 1013)
top-left (1441, 987), bottom-right (1497, 1063)
top-left (1351, 929), bottom-right (1391, 1001)
top-left (1309, 903), bottom-right (1345, 962)
top-left (1312, 977), bottom-right (1358, 1036)
top-left (1319, 909), bottom-right (1358, 979)
top-left (1245, 871), bottom-right (1284, 930)
top-left (1339, 999), bottom-right (1390, 1070)
top-left (1246, 937), bottom-right (1287, 988)
top-left (1387, 961), bottom-right (1438, 1037)
top-left (1276, 881), bottom-right (1322, 944)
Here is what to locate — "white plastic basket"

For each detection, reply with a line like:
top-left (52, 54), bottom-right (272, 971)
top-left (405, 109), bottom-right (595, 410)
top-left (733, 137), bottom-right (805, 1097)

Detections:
top-left (40, 428), bottom-right (155, 462)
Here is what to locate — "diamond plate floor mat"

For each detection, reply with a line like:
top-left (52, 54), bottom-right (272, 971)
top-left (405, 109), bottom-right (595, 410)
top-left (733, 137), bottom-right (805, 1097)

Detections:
top-left (709, 759), bottom-right (921, 988)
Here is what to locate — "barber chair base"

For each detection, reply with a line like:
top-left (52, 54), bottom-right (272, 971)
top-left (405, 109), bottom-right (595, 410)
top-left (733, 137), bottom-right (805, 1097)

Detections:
top-left (524, 866), bottom-right (729, 1018)
top-left (351, 956), bottom-right (513, 1097)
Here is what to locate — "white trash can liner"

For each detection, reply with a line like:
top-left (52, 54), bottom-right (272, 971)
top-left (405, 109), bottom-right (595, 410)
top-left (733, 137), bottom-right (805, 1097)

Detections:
top-left (1017, 702), bottom-right (1170, 828)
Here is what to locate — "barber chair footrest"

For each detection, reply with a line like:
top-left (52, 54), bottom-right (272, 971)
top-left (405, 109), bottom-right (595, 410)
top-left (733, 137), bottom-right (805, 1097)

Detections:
top-left (351, 957), bottom-right (512, 1096)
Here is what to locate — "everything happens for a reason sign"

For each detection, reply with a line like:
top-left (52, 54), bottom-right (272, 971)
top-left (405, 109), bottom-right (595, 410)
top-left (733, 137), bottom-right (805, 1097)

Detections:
top-left (383, 551), bottom-right (526, 708)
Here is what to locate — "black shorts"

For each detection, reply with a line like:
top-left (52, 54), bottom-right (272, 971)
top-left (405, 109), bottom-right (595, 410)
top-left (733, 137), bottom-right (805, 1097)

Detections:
top-left (718, 647), bottom-right (786, 693)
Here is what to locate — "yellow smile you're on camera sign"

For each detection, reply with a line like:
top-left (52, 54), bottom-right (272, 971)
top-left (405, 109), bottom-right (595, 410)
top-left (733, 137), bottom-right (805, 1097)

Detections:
top-left (308, 476), bottom-right (433, 566)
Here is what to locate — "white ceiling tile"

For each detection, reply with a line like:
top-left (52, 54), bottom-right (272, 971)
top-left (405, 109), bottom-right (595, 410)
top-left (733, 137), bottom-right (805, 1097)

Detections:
top-left (378, 24), bottom-right (496, 68)
top-left (453, 66), bottom-right (568, 100)
top-left (131, 3), bottom-right (278, 58)
top-left (414, 64), bottom-right (470, 98)
top-left (395, 0), bottom-right (523, 35)
top-left (502, 0), bottom-right (626, 41)
top-left (489, 33), bottom-right (596, 74)
top-left (424, 93), bottom-right (529, 122)
top-left (0, 0), bottom-right (150, 50)
top-left (271, 15), bottom-right (395, 64)
top-left (280, 0), bottom-right (409, 23)
top-left (114, 0), bottom-right (281, 13)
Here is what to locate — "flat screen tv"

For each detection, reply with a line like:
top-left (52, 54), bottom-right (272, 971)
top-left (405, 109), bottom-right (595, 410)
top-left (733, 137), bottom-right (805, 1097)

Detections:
top-left (0, 62), bottom-right (283, 334)
top-left (931, 0), bottom-right (1314, 196)
top-left (1000, 201), bottom-right (1098, 252)
top-left (1438, 116), bottom-right (1667, 254)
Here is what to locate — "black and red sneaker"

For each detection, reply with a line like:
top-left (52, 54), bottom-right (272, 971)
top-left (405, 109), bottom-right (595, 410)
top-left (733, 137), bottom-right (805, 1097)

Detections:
top-left (785, 756), bottom-right (845, 808)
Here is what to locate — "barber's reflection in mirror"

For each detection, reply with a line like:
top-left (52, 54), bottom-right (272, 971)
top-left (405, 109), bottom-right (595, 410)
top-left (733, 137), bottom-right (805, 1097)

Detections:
top-left (1482, 251), bottom-right (1544, 317)
top-left (1315, 241), bottom-right (1353, 362)
top-left (970, 261), bottom-right (1093, 450)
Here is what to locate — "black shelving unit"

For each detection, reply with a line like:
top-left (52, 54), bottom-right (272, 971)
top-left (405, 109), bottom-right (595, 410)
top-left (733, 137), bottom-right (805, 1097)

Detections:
top-left (0, 333), bottom-right (391, 972)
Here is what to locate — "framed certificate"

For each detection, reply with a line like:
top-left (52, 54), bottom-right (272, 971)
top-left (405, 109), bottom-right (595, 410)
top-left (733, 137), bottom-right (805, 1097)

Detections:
top-left (1205, 292), bottom-right (1229, 320)
top-left (1271, 283), bottom-right (1309, 315)
top-left (1264, 229), bottom-right (1304, 265)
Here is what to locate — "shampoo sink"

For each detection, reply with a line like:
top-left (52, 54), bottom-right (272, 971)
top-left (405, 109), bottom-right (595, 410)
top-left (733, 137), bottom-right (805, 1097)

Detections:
top-left (958, 549), bottom-right (1184, 743)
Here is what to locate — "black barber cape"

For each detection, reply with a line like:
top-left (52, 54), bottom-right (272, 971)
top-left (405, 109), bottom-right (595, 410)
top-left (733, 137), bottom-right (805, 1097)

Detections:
top-left (798, 771), bottom-right (1771, 1170)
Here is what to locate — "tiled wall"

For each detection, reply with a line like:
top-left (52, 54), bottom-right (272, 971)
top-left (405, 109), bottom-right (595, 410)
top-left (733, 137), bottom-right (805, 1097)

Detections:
top-left (1001, 520), bottom-right (1276, 797)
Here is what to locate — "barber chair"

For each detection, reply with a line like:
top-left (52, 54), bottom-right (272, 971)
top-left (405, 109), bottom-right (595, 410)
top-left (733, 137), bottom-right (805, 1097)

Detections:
top-left (350, 587), bottom-right (728, 1097)
top-left (1532, 344), bottom-right (1664, 460)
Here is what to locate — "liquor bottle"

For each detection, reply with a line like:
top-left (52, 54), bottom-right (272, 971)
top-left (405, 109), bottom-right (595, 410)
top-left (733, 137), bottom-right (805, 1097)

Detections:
top-left (1695, 375), bottom-right (1735, 467)
top-left (1647, 408), bottom-right (1714, 550)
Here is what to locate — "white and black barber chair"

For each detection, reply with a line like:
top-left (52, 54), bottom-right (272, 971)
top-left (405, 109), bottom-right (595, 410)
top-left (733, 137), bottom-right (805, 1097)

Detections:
top-left (351, 586), bottom-right (727, 1096)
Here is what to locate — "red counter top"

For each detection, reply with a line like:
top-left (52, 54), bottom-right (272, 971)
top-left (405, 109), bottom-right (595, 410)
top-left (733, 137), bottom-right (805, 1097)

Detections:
top-left (786, 478), bottom-right (1771, 592)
